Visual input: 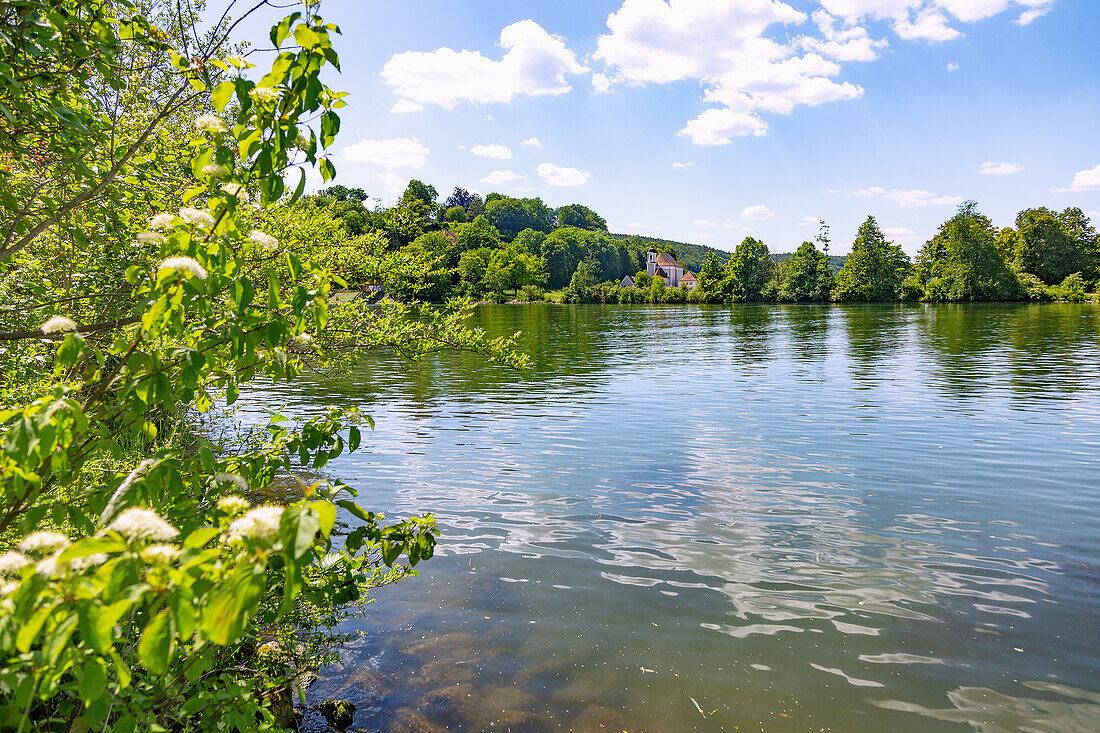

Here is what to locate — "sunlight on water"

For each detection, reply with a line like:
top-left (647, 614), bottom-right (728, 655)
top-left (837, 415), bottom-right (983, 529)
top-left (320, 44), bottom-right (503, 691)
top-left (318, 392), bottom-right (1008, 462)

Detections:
top-left (240, 304), bottom-right (1100, 732)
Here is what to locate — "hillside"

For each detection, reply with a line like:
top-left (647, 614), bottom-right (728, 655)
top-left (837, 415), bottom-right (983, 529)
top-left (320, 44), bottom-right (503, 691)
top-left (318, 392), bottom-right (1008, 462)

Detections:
top-left (613, 233), bottom-right (847, 274)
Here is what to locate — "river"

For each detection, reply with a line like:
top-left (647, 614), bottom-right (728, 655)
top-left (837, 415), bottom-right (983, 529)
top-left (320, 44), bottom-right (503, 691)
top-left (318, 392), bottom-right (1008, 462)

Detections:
top-left (245, 303), bottom-right (1100, 732)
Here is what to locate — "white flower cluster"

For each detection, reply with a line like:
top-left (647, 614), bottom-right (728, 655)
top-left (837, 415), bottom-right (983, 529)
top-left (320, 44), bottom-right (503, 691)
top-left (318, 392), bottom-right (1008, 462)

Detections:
top-left (248, 229), bottom-right (279, 252)
top-left (217, 494), bottom-right (251, 516)
top-left (225, 505), bottom-right (284, 544)
top-left (294, 333), bottom-right (313, 345)
top-left (136, 231), bottom-right (167, 246)
top-left (194, 114), bottom-right (228, 133)
top-left (108, 507), bottom-right (179, 542)
top-left (41, 316), bottom-right (78, 335)
top-left (221, 182), bottom-right (248, 199)
top-left (140, 544), bottom-right (179, 565)
top-left (249, 86), bottom-right (281, 105)
top-left (20, 531), bottom-right (70, 553)
top-left (159, 256), bottom-right (208, 280)
top-left (202, 163), bottom-right (230, 178)
top-left (179, 207), bottom-right (215, 228)
top-left (149, 213), bottom-right (176, 230)
top-left (69, 553), bottom-right (108, 572)
top-left (224, 55), bottom-right (248, 69)
top-left (214, 473), bottom-right (249, 492)
top-left (0, 551), bottom-right (30, 575)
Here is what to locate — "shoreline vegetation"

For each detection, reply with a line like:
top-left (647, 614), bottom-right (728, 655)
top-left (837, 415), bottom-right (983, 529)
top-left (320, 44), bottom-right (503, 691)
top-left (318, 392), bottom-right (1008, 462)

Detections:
top-left (306, 187), bottom-right (1098, 307)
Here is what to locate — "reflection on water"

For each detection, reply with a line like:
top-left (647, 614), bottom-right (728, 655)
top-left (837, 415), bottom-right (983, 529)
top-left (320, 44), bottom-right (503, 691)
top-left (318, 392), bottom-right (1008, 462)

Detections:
top-left (239, 304), bottom-right (1100, 732)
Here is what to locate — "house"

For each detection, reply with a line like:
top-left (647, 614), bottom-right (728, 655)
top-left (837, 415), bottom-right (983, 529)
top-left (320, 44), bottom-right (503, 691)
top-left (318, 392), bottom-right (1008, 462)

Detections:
top-left (620, 275), bottom-right (635, 288)
top-left (646, 247), bottom-right (697, 288)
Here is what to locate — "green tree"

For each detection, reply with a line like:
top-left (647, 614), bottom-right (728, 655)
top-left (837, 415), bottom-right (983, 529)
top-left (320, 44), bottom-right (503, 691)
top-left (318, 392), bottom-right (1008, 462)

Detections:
top-left (914, 201), bottom-right (1022, 301)
top-left (556, 204), bottom-right (608, 232)
top-left (778, 241), bottom-right (833, 302)
top-left (444, 205), bottom-right (468, 223)
top-left (565, 258), bottom-right (601, 302)
top-left (399, 179), bottom-right (439, 216)
top-left (721, 237), bottom-right (775, 302)
top-left (834, 216), bottom-right (911, 301)
top-left (483, 195), bottom-right (554, 240)
top-left (697, 252), bottom-right (723, 294)
top-left (1008, 207), bottom-right (1099, 284)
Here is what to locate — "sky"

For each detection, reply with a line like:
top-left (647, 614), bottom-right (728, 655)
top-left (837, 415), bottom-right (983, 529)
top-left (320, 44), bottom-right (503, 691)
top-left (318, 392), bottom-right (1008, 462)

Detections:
top-left (237, 0), bottom-right (1100, 254)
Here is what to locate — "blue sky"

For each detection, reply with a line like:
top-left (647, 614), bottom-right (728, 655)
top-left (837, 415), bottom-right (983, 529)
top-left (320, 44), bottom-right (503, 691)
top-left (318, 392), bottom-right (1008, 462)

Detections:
top-left (249, 0), bottom-right (1100, 254)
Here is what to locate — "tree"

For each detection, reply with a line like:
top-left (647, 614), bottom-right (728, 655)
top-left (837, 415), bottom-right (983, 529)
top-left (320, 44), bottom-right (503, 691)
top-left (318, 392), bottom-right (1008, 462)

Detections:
top-left (557, 204), bottom-right (608, 232)
top-left (834, 216), bottom-right (911, 301)
top-left (444, 205), bottom-right (468, 223)
top-left (454, 215), bottom-right (502, 252)
top-left (914, 201), bottom-right (1021, 301)
top-left (722, 237), bottom-right (775, 302)
top-left (487, 244), bottom-right (547, 296)
top-left (778, 242), bottom-right (833, 302)
top-left (566, 258), bottom-right (601, 301)
top-left (697, 252), bottom-right (723, 293)
top-left (444, 187), bottom-right (481, 213)
top-left (1008, 207), bottom-right (1099, 284)
top-left (0, 4), bottom-right (524, 730)
top-left (399, 179), bottom-right (439, 215)
top-left (483, 195), bottom-right (555, 240)
top-left (512, 228), bottom-right (548, 257)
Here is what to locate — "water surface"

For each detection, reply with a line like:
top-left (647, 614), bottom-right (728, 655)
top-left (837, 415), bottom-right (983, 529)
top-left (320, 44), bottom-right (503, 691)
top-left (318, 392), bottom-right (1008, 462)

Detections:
top-left (245, 304), bottom-right (1100, 732)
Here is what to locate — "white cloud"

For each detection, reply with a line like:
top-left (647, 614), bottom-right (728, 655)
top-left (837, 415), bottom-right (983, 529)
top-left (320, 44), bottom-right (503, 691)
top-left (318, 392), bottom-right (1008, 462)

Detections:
top-left (479, 170), bottom-right (526, 185)
top-left (381, 20), bottom-right (587, 109)
top-left (801, 215), bottom-right (821, 226)
top-left (882, 226), bottom-right (922, 242)
top-left (672, 161), bottom-right (694, 169)
top-left (851, 186), bottom-right (963, 207)
top-left (693, 219), bottom-right (719, 227)
top-left (342, 137), bottom-right (429, 169)
top-left (592, 72), bottom-right (614, 94)
top-left (470, 144), bottom-right (513, 160)
top-left (946, 61), bottom-right (960, 71)
top-left (390, 99), bottom-right (423, 114)
top-left (537, 162), bottom-right (590, 187)
top-left (694, 231), bottom-right (716, 241)
top-left (376, 172), bottom-right (407, 203)
top-left (522, 136), bottom-right (542, 148)
top-left (741, 204), bottom-right (775, 221)
top-left (596, 0), bottom-right (865, 146)
top-left (1054, 164), bottom-right (1100, 192)
top-left (624, 222), bottom-right (650, 231)
top-left (980, 161), bottom-right (1024, 175)
top-left (819, 1), bottom-right (1054, 41)
top-left (1085, 211), bottom-right (1100, 222)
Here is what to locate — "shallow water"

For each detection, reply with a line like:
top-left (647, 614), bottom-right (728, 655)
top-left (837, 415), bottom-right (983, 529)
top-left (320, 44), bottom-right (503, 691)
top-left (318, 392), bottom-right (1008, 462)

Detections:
top-left (244, 304), bottom-right (1100, 732)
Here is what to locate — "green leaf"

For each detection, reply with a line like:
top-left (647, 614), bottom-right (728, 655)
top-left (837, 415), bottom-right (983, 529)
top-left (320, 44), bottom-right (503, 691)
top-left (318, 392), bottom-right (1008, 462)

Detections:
top-left (348, 425), bottom-right (361, 452)
top-left (78, 659), bottom-right (107, 703)
top-left (183, 526), bottom-right (220, 549)
top-left (211, 81), bottom-right (234, 112)
top-left (59, 536), bottom-right (124, 563)
top-left (17, 604), bottom-right (55, 652)
top-left (138, 610), bottom-right (171, 675)
top-left (309, 500), bottom-right (337, 538)
top-left (293, 25), bottom-right (321, 49)
top-left (280, 505), bottom-right (321, 559)
top-left (55, 334), bottom-right (86, 372)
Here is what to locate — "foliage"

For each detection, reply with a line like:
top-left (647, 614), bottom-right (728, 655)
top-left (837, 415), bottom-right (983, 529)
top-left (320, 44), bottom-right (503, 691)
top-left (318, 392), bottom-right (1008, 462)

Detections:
top-left (914, 202), bottom-right (1022, 302)
top-left (1007, 207), bottom-right (1099, 285)
top-left (833, 217), bottom-right (911, 302)
top-left (777, 242), bottom-right (833, 302)
top-left (0, 2), bottom-right (525, 730)
top-left (721, 237), bottom-right (775, 302)
top-left (556, 204), bottom-right (607, 232)
top-left (444, 206), bottom-right (468, 223)
top-left (483, 195), bottom-right (555, 241)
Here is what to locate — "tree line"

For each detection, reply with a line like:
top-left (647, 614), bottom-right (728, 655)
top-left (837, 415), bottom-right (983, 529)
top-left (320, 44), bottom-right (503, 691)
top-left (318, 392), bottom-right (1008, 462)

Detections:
top-left (305, 184), bottom-right (1098, 305)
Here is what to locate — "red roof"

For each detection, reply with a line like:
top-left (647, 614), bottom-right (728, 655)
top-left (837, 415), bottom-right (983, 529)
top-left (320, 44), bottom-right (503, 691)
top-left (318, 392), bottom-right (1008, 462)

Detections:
top-left (653, 266), bottom-right (668, 277)
top-left (655, 252), bottom-right (681, 268)
top-left (681, 270), bottom-right (698, 281)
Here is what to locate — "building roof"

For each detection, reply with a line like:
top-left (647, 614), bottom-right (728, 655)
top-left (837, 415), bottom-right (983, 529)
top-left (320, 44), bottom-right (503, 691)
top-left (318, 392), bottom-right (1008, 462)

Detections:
top-left (620, 275), bottom-right (634, 286)
top-left (655, 252), bottom-right (681, 268)
top-left (653, 266), bottom-right (668, 278)
top-left (681, 270), bottom-right (698, 282)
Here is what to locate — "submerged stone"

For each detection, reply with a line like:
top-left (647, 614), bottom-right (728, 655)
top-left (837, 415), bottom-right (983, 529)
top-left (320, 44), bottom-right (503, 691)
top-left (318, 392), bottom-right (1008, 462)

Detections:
top-left (318, 699), bottom-right (356, 730)
top-left (568, 704), bottom-right (653, 732)
top-left (387, 707), bottom-right (448, 733)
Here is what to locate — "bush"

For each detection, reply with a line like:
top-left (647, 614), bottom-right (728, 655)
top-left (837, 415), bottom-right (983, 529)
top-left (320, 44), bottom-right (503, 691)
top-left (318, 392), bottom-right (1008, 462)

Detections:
top-left (518, 285), bottom-right (545, 302)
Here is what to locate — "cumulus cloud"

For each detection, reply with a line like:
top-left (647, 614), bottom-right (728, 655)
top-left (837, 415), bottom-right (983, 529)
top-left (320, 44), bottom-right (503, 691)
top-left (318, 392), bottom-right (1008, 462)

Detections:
top-left (381, 19), bottom-right (587, 109)
top-left (1053, 164), bottom-right (1100, 192)
top-left (882, 225), bottom-right (922, 242)
top-left (819, 0), bottom-right (1054, 42)
top-left (1085, 210), bottom-right (1100, 222)
top-left (672, 161), bottom-right (694, 169)
top-left (390, 99), bottom-right (423, 114)
top-left (470, 144), bottom-right (513, 160)
top-left (741, 204), bottom-right (775, 221)
top-left (537, 162), bottom-right (590, 187)
top-left (946, 61), bottom-right (960, 71)
top-left (342, 137), bottom-right (429, 169)
top-left (980, 161), bottom-right (1024, 175)
top-left (376, 172), bottom-right (407, 202)
top-left (851, 186), bottom-right (963, 207)
top-left (522, 136), bottom-right (542, 148)
top-left (479, 170), bottom-right (526, 185)
top-left (801, 215), bottom-right (821, 226)
top-left (595, 0), bottom-right (866, 146)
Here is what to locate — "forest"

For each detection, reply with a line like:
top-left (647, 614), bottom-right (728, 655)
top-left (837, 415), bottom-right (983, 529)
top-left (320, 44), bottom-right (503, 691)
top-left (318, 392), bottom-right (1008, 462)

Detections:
top-left (303, 181), bottom-right (1099, 305)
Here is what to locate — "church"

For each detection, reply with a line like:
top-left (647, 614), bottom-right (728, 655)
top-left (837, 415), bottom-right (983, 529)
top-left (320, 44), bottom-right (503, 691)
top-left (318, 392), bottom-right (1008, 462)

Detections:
top-left (646, 248), bottom-right (698, 289)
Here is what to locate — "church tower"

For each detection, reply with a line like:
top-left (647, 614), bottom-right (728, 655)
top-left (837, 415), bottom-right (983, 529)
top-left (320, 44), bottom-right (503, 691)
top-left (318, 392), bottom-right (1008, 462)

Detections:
top-left (646, 247), bottom-right (657, 276)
